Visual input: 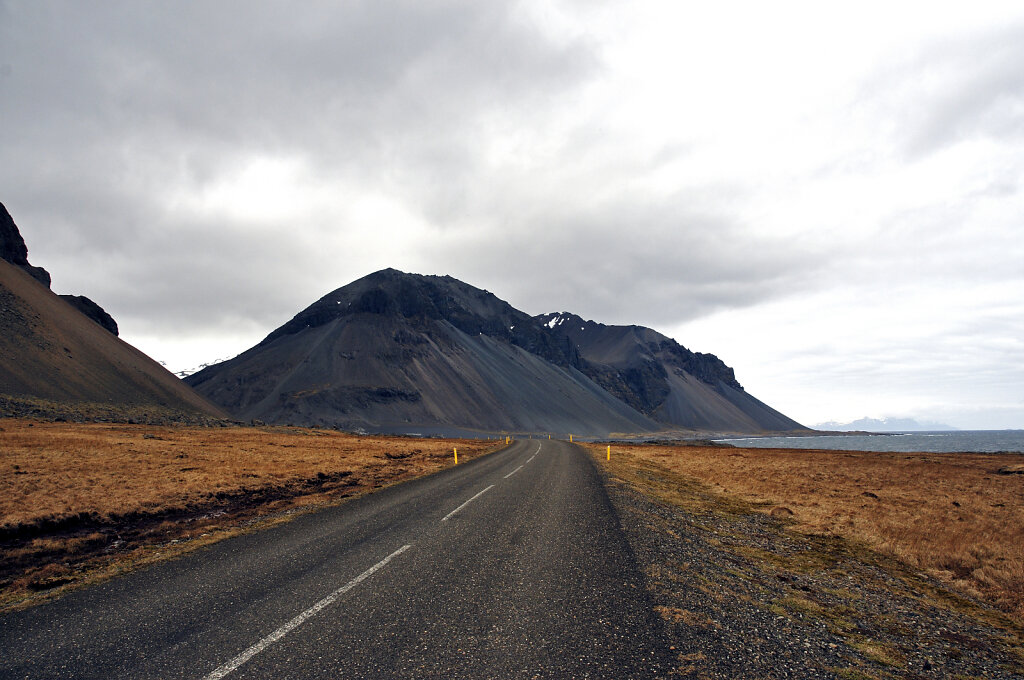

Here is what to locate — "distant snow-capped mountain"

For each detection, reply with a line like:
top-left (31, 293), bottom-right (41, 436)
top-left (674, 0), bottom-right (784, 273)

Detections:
top-left (816, 417), bottom-right (958, 432)
top-left (174, 358), bottom-right (235, 379)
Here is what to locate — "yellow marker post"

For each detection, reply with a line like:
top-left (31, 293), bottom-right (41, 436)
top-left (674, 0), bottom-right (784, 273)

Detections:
top-left (454, 447), bottom-right (458, 464)
top-left (569, 434), bottom-right (573, 442)
top-left (607, 445), bottom-right (611, 461)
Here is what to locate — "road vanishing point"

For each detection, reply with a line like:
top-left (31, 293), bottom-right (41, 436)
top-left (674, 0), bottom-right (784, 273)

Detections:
top-left (0, 439), bottom-right (672, 679)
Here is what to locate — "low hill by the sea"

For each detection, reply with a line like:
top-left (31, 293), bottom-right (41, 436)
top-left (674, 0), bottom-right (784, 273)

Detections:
top-left (187, 269), bottom-right (806, 436)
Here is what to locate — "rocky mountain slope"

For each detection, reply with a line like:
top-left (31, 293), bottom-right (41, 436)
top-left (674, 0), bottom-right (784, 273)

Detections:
top-left (1, 201), bottom-right (118, 335)
top-left (537, 312), bottom-right (803, 432)
top-left (0, 202), bottom-right (225, 418)
top-left (186, 269), bottom-right (657, 435)
top-left (188, 269), bottom-right (805, 435)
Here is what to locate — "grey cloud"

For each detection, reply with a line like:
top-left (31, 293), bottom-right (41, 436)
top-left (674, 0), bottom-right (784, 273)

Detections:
top-left (416, 197), bottom-right (822, 329)
top-left (863, 21), bottom-right (1024, 157)
top-left (0, 1), bottom-right (599, 335)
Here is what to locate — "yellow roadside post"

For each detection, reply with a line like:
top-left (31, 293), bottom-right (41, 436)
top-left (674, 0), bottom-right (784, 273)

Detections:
top-left (454, 447), bottom-right (458, 464)
top-left (569, 434), bottom-right (573, 442)
top-left (607, 445), bottom-right (610, 461)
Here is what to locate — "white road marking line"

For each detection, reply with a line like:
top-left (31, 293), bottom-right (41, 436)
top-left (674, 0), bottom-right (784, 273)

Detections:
top-left (503, 465), bottom-right (524, 479)
top-left (441, 484), bottom-right (495, 522)
top-left (525, 442), bottom-right (541, 463)
top-left (203, 544), bottom-right (413, 680)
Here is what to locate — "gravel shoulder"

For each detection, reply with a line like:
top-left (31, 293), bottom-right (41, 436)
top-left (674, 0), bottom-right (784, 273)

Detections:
top-left (591, 449), bottom-right (1024, 679)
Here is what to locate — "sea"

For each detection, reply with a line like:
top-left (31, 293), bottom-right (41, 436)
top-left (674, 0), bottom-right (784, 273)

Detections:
top-left (714, 430), bottom-right (1024, 454)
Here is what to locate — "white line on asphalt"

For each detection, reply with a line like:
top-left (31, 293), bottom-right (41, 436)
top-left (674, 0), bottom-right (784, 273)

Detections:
top-left (525, 442), bottom-right (541, 463)
top-left (441, 484), bottom-right (495, 522)
top-left (203, 544), bottom-right (413, 680)
top-left (503, 465), bottom-right (524, 479)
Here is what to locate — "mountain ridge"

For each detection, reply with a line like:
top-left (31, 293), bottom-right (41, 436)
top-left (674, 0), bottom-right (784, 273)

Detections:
top-left (536, 311), bottom-right (802, 432)
top-left (188, 269), bottom-right (805, 435)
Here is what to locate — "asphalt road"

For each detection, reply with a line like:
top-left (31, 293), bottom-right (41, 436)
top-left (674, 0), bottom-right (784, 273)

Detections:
top-left (0, 439), bottom-right (672, 679)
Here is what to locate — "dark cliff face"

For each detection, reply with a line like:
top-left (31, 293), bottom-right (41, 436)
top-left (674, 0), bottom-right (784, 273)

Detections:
top-left (0, 201), bottom-right (51, 287)
top-left (0, 200), bottom-right (119, 335)
top-left (261, 269), bottom-right (578, 368)
top-left (536, 312), bottom-right (743, 417)
top-left (59, 295), bottom-right (119, 336)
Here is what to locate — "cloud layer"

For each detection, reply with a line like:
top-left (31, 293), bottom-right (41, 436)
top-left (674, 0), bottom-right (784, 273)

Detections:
top-left (2, 1), bottom-right (1022, 428)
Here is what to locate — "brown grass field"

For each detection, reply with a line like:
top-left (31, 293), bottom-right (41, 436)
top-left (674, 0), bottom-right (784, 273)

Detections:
top-left (584, 442), bottom-right (1024, 622)
top-left (0, 419), bottom-right (500, 608)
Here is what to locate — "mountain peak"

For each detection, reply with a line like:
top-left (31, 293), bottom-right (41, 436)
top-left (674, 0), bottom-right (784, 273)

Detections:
top-left (259, 269), bottom-right (574, 367)
top-left (188, 270), bottom-right (805, 434)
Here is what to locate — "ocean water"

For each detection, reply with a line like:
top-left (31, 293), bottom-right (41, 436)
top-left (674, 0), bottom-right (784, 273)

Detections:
top-left (714, 430), bottom-right (1024, 454)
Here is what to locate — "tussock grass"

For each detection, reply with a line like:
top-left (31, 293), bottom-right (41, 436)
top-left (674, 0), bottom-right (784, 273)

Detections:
top-left (586, 443), bottom-right (1024, 623)
top-left (0, 419), bottom-right (498, 606)
top-left (1, 420), bottom-right (494, 531)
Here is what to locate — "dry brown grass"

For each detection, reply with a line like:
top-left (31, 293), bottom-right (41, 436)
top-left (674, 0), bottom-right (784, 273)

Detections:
top-left (585, 442), bottom-right (1024, 621)
top-left (0, 419), bottom-right (499, 606)
top-left (0, 420), bottom-right (494, 529)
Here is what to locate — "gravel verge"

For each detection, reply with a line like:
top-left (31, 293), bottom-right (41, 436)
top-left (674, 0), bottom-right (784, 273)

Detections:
top-left (596, 454), bottom-right (1024, 679)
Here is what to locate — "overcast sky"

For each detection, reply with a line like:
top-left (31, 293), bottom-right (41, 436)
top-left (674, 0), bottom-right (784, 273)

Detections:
top-left (2, 1), bottom-right (1022, 429)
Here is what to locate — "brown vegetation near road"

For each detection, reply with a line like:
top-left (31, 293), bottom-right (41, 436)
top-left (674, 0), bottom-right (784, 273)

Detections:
top-left (0, 419), bottom-right (499, 608)
top-left (584, 442), bottom-right (1024, 622)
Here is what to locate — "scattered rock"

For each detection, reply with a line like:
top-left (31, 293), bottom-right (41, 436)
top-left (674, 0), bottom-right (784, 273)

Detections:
top-left (769, 506), bottom-right (795, 518)
top-left (861, 491), bottom-right (880, 499)
top-left (996, 464), bottom-right (1024, 475)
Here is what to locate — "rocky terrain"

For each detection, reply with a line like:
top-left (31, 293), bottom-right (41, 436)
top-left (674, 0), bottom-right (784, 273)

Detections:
top-left (188, 269), bottom-right (806, 435)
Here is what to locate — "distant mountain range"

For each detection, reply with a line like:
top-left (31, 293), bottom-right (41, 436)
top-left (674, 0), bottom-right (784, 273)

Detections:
top-left (816, 417), bottom-right (958, 432)
top-left (186, 269), bottom-right (806, 436)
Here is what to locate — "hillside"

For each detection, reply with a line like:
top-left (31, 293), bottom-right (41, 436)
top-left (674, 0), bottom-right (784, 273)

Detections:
top-left (0, 202), bottom-right (225, 419)
top-left (0, 259), bottom-right (225, 417)
top-left (188, 269), bottom-right (804, 435)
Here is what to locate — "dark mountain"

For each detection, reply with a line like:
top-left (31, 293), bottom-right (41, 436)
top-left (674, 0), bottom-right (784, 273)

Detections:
top-left (0, 202), bottom-right (225, 418)
top-left (537, 312), bottom-right (804, 432)
top-left (188, 269), bottom-right (805, 435)
top-left (187, 269), bottom-right (655, 435)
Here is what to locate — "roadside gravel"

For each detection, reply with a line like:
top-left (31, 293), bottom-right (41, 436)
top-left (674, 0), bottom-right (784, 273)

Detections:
top-left (596, 455), bottom-right (1024, 679)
